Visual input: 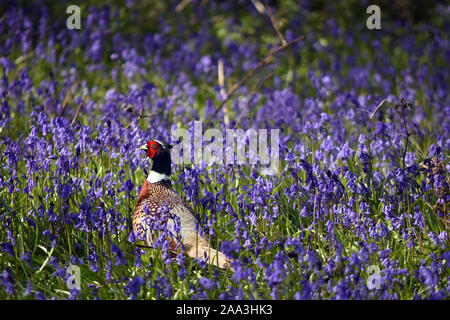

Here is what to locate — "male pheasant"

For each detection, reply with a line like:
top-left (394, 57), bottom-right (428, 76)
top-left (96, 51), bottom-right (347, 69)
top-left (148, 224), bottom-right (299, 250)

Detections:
top-left (132, 139), bottom-right (231, 269)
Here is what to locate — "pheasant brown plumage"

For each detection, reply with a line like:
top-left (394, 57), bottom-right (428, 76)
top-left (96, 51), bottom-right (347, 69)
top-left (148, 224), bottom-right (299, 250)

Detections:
top-left (132, 139), bottom-right (231, 269)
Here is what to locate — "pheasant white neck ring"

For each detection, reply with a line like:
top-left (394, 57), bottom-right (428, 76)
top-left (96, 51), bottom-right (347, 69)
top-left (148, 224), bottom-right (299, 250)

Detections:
top-left (147, 170), bottom-right (170, 183)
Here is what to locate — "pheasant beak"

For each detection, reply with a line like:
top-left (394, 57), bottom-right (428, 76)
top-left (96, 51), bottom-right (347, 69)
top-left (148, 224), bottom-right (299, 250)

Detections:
top-left (139, 144), bottom-right (148, 151)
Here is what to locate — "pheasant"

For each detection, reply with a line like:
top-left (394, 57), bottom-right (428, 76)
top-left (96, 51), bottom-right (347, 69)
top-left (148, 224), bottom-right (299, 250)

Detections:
top-left (133, 139), bottom-right (231, 269)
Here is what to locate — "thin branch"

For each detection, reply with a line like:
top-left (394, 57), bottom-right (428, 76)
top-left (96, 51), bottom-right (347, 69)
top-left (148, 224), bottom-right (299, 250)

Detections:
top-left (262, 0), bottom-right (287, 45)
top-left (70, 93), bottom-right (87, 128)
top-left (123, 108), bottom-right (158, 130)
top-left (205, 34), bottom-right (307, 124)
top-left (133, 243), bottom-right (154, 249)
top-left (394, 98), bottom-right (414, 169)
top-left (132, 242), bottom-right (179, 255)
top-left (58, 83), bottom-right (77, 117)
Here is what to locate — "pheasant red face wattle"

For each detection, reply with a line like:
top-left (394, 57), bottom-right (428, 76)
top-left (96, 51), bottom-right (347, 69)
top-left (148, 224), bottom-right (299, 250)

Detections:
top-left (146, 140), bottom-right (160, 159)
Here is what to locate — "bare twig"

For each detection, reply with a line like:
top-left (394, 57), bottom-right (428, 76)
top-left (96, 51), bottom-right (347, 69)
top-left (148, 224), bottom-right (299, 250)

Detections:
top-left (205, 34), bottom-right (307, 124)
top-left (70, 93), bottom-right (87, 128)
top-left (133, 243), bottom-right (154, 249)
top-left (123, 108), bottom-right (158, 130)
top-left (59, 83), bottom-right (77, 117)
top-left (261, 0), bottom-right (287, 45)
top-left (132, 242), bottom-right (179, 256)
top-left (394, 98), bottom-right (414, 169)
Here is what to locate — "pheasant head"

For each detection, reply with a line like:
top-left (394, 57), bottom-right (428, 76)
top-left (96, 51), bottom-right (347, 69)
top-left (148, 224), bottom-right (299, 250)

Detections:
top-left (139, 140), bottom-right (173, 183)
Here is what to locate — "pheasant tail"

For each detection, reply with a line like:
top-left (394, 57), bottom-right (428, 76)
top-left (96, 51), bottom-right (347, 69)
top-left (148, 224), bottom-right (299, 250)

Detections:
top-left (184, 235), bottom-right (232, 270)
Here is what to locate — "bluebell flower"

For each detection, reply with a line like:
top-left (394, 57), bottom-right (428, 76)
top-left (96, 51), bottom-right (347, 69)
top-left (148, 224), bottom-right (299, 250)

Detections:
top-left (1, 241), bottom-right (14, 257)
top-left (220, 240), bottom-right (233, 256)
top-left (199, 277), bottom-right (215, 291)
top-left (35, 291), bottom-right (46, 300)
top-left (441, 251), bottom-right (450, 268)
top-left (0, 268), bottom-right (15, 296)
top-left (125, 275), bottom-right (144, 299)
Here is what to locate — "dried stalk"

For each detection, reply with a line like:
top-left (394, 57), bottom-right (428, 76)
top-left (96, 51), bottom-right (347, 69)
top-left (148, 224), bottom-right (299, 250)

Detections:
top-left (70, 93), bottom-right (87, 128)
top-left (218, 59), bottom-right (230, 127)
top-left (175, 0), bottom-right (191, 12)
top-left (369, 98), bottom-right (387, 120)
top-left (59, 83), bottom-right (77, 117)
